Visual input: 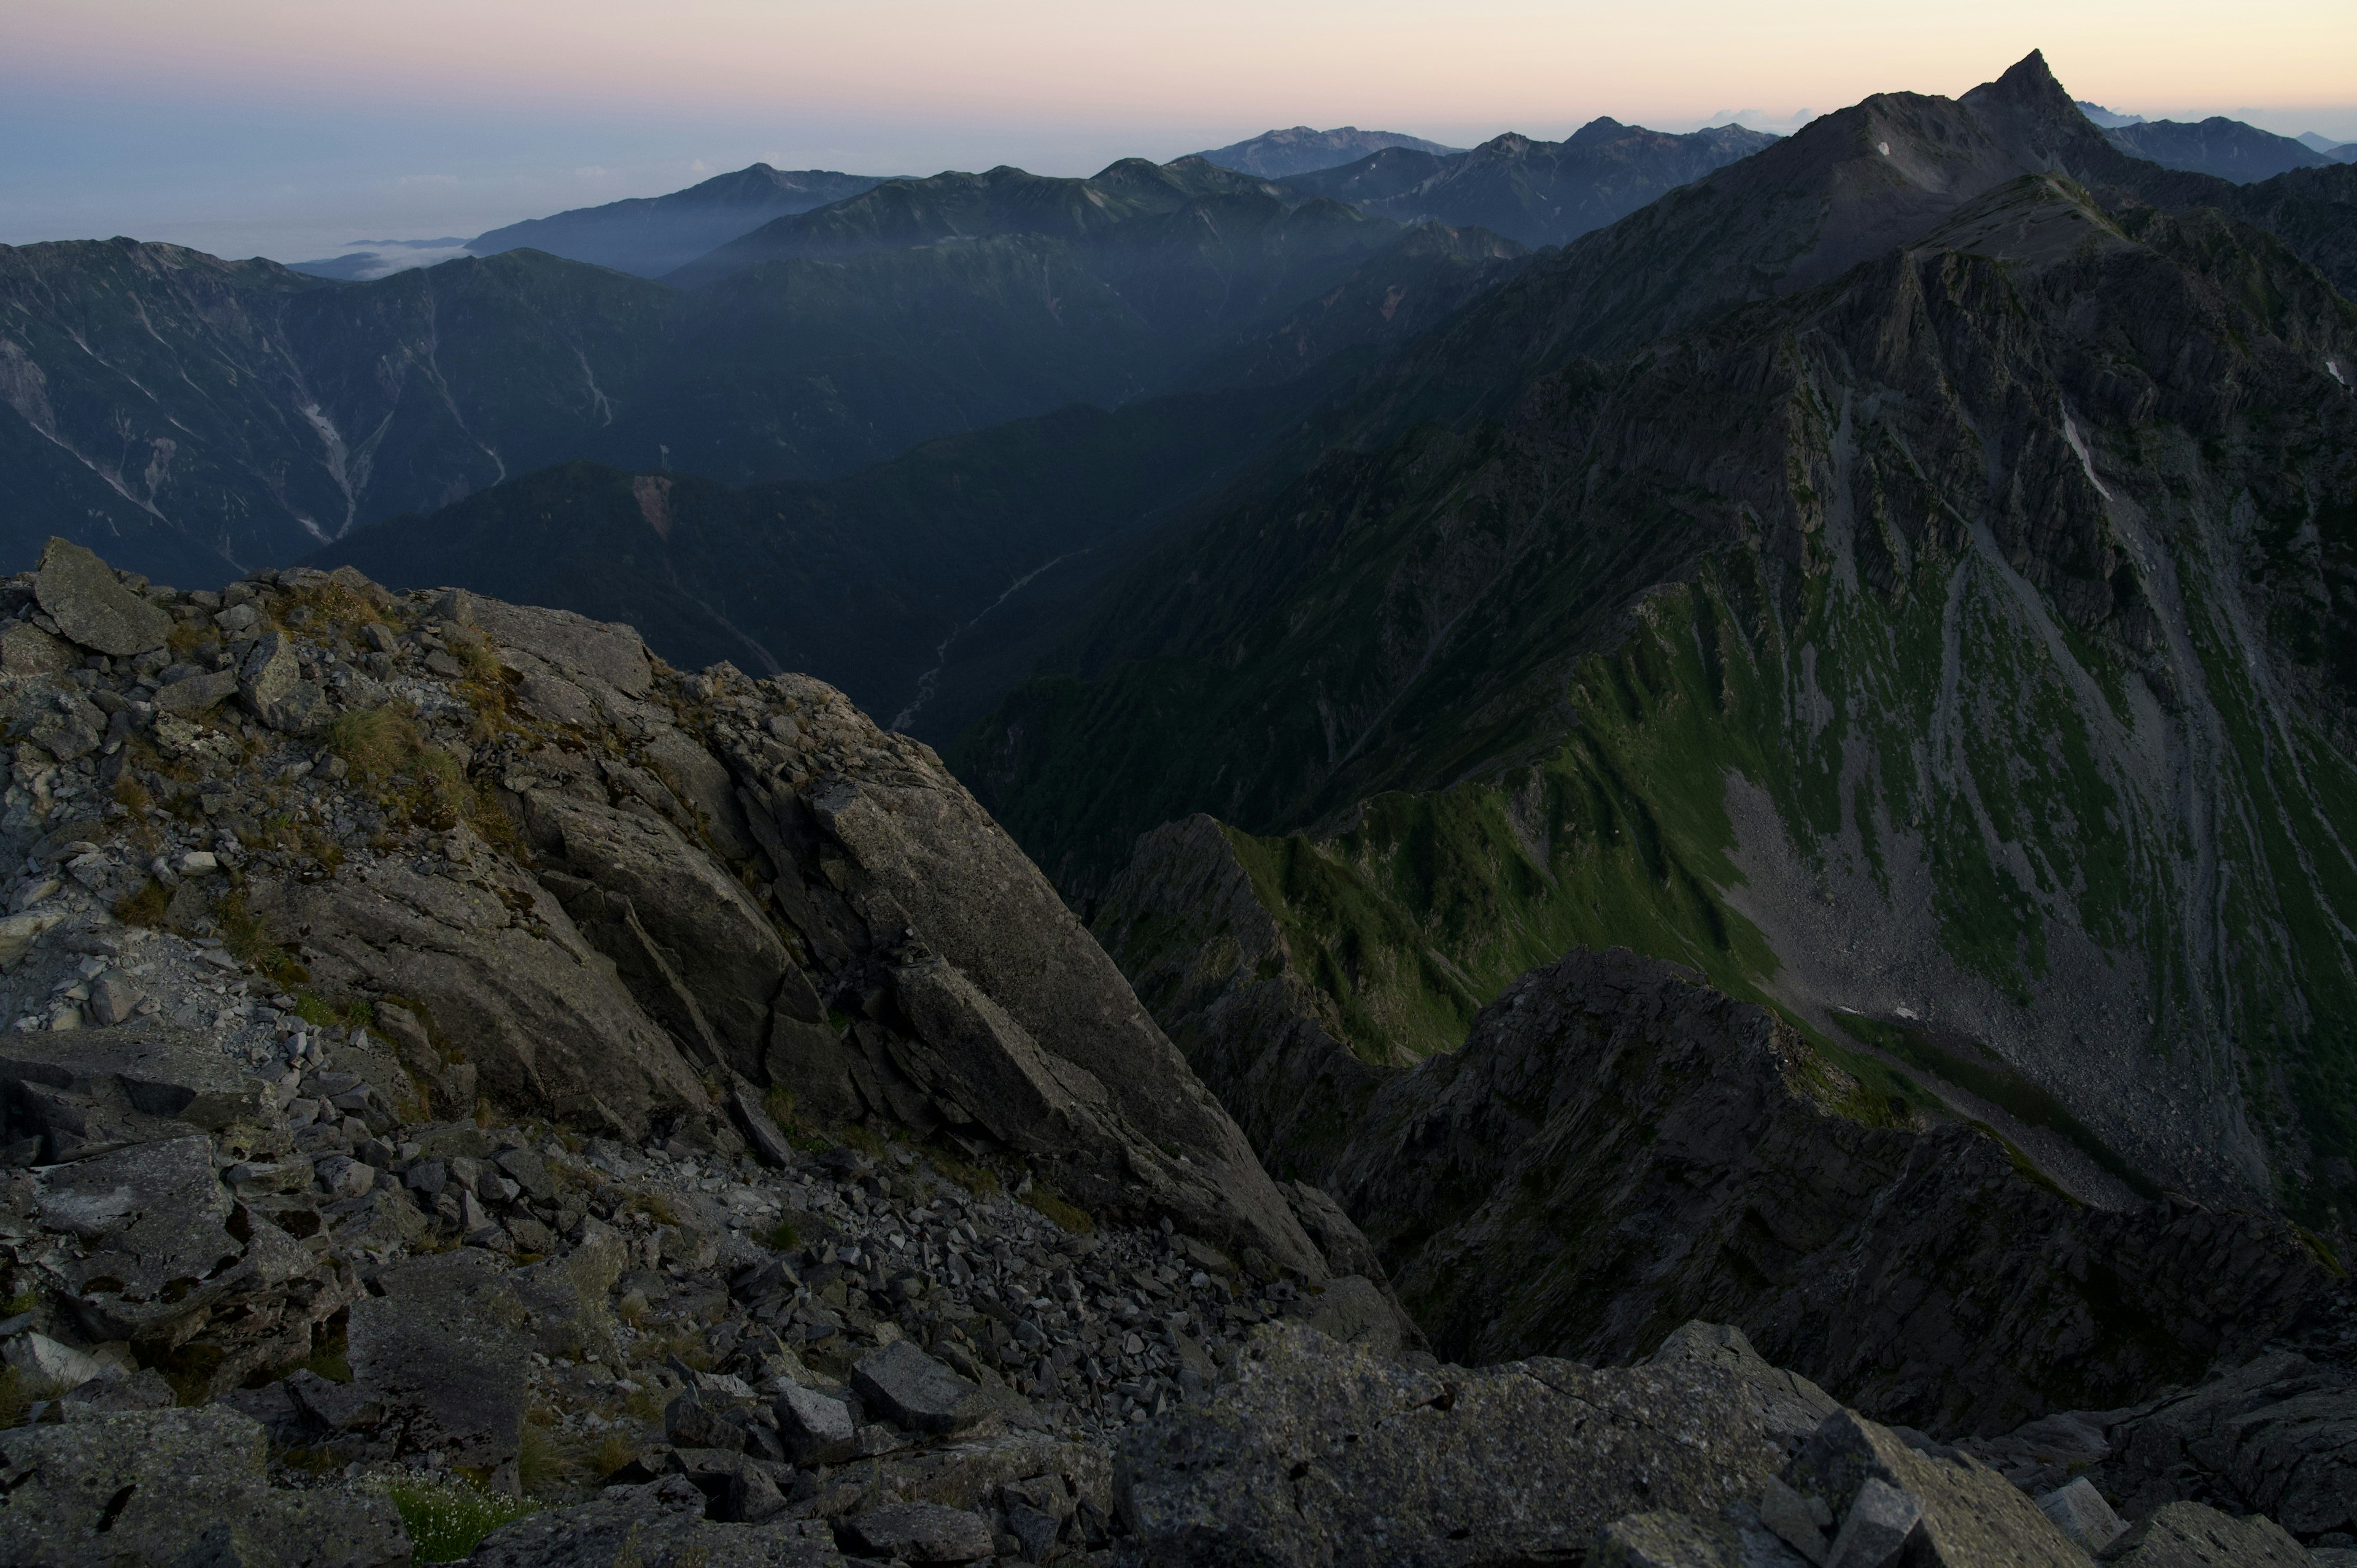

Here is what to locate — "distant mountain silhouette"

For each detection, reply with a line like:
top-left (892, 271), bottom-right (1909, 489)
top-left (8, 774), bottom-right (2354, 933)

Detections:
top-left (1194, 125), bottom-right (1462, 179)
top-left (1278, 120), bottom-right (1776, 249)
top-left (466, 163), bottom-right (890, 277)
top-left (2103, 116), bottom-right (2330, 182)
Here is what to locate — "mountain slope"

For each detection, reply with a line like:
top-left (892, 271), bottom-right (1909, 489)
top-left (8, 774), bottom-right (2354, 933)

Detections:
top-left (1, 188), bottom-right (1511, 583)
top-left (2105, 117), bottom-right (2332, 183)
top-left (1280, 120), bottom-right (1778, 249)
top-left (1196, 125), bottom-right (1463, 178)
top-left (955, 53), bottom-right (2357, 1221)
top-left (304, 380), bottom-right (1338, 743)
top-left (2222, 163), bottom-right (2357, 297)
top-left (466, 163), bottom-right (889, 277)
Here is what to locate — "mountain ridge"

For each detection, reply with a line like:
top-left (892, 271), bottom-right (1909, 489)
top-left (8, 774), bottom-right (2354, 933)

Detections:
top-left (465, 162), bottom-right (891, 278)
top-left (953, 54), bottom-right (2357, 1233)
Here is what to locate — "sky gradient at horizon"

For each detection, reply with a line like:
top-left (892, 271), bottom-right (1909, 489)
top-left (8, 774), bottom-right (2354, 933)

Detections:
top-left (5, 0), bottom-right (2354, 261)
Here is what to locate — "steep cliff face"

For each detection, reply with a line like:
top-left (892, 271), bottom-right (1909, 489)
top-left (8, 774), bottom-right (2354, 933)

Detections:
top-left (983, 164), bottom-right (2357, 1216)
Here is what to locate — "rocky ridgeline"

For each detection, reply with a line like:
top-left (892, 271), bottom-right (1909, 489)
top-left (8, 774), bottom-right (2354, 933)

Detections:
top-left (0, 539), bottom-right (2342, 1566)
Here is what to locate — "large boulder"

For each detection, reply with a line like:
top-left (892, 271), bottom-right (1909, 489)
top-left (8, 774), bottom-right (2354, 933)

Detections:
top-left (32, 537), bottom-right (169, 657)
top-left (341, 1251), bottom-right (531, 1484)
top-left (0, 1405), bottom-right (408, 1567)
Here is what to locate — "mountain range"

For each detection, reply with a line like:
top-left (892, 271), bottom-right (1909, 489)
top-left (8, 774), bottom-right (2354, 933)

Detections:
top-left (464, 163), bottom-right (892, 278)
top-left (951, 51), bottom-right (2357, 1240)
top-left (6, 46), bottom-right (2357, 1558)
top-left (0, 172), bottom-right (1514, 582)
top-left (2103, 115), bottom-right (2337, 182)
top-left (1277, 120), bottom-right (1779, 248)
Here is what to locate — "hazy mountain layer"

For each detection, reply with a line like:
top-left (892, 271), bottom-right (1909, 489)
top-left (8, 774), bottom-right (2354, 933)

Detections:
top-left (295, 221), bottom-right (1525, 741)
top-left (0, 177), bottom-right (1503, 582)
top-left (2104, 117), bottom-right (2332, 183)
top-left (665, 156), bottom-right (1313, 286)
top-left (1196, 125), bottom-right (1463, 179)
top-left (466, 163), bottom-right (889, 278)
top-left (1279, 120), bottom-right (1778, 249)
top-left (954, 54), bottom-right (2357, 1224)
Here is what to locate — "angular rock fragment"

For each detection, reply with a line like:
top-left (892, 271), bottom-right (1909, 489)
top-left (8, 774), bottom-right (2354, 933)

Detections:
top-left (2036, 1476), bottom-right (2124, 1552)
top-left (776, 1380), bottom-right (860, 1464)
top-left (1824, 1477), bottom-right (1922, 1568)
top-left (853, 1338), bottom-right (991, 1435)
top-left (33, 538), bottom-right (170, 656)
top-left (839, 1500), bottom-right (996, 1564)
top-left (2101, 1500), bottom-right (2309, 1568)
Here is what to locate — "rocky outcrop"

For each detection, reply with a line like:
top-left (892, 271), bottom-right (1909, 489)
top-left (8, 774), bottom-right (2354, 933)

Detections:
top-left (1114, 1319), bottom-right (2110, 1567)
top-left (1137, 938), bottom-right (2325, 1435)
top-left (0, 543), bottom-right (1331, 1280)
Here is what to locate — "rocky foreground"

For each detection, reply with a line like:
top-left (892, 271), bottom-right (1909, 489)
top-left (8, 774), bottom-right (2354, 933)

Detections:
top-left (0, 541), bottom-right (2347, 1566)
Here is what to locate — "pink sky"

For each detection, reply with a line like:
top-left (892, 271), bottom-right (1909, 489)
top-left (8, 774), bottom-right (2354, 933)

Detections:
top-left (6, 1), bottom-right (2352, 261)
top-left (18, 0), bottom-right (2355, 136)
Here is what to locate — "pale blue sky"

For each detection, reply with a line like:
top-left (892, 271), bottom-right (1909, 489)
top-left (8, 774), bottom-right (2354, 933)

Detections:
top-left (5, 0), bottom-right (2352, 262)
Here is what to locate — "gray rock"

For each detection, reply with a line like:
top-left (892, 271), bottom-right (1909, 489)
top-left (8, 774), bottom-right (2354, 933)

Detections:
top-left (2038, 1477), bottom-right (2126, 1552)
top-left (1298, 1274), bottom-right (1412, 1358)
top-left (509, 1222), bottom-right (627, 1359)
top-left (1760, 1473), bottom-right (1833, 1564)
top-left (2102, 1501), bottom-right (2309, 1567)
top-left (1596, 1510), bottom-right (1748, 1568)
top-left (346, 1251), bottom-right (529, 1479)
top-left (153, 668), bottom-right (239, 714)
top-left (1786, 1410), bottom-right (2084, 1568)
top-left (87, 970), bottom-right (144, 1025)
top-left (0, 1404), bottom-right (407, 1567)
top-left (2099, 1351), bottom-right (2357, 1535)
top-left (34, 538), bottom-right (171, 655)
top-left (723, 1462), bottom-right (789, 1524)
top-left (1651, 1322), bottom-right (1845, 1450)
top-left (0, 619), bottom-right (79, 676)
top-left (1005, 1503), bottom-right (1063, 1562)
top-left (1824, 1478), bottom-right (1922, 1568)
top-left (775, 1380), bottom-right (859, 1464)
top-left (768, 716), bottom-right (1326, 1276)
top-left (523, 789), bottom-right (800, 1079)
top-left (249, 833), bottom-right (710, 1136)
top-left (839, 1501), bottom-right (996, 1564)
top-left (60, 1365), bottom-right (176, 1415)
top-left (470, 598), bottom-right (654, 697)
top-left (853, 1339), bottom-right (993, 1435)
top-left (1116, 1321), bottom-right (1789, 1566)
top-left (665, 1389), bottom-right (746, 1452)
top-left (4, 1329), bottom-right (109, 1390)
top-left (0, 1025), bottom-right (275, 1144)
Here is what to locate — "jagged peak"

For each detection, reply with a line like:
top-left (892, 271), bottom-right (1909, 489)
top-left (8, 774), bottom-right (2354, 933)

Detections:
top-left (1962, 47), bottom-right (2078, 116)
